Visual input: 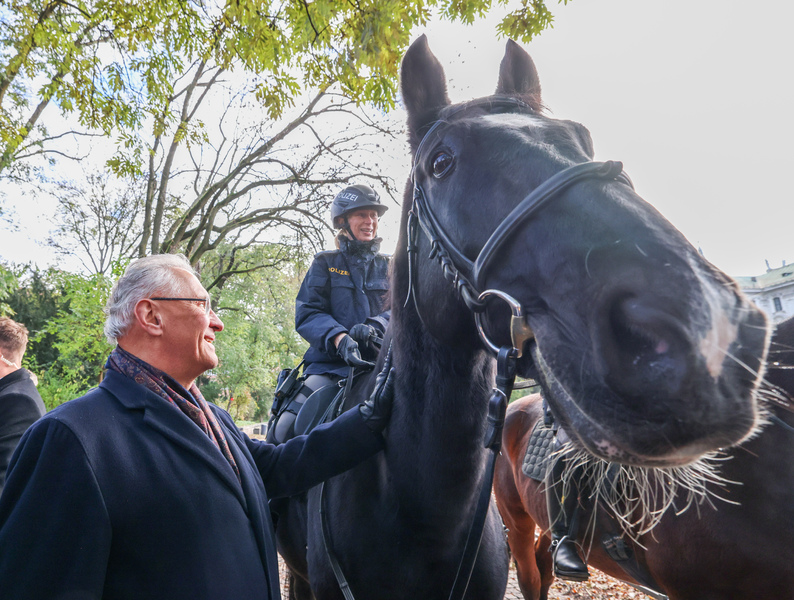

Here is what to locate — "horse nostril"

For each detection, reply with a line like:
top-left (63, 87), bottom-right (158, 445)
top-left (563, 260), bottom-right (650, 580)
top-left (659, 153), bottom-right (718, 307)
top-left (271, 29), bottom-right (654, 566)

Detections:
top-left (613, 299), bottom-right (672, 360)
top-left (653, 339), bottom-right (670, 354)
top-left (602, 296), bottom-right (689, 403)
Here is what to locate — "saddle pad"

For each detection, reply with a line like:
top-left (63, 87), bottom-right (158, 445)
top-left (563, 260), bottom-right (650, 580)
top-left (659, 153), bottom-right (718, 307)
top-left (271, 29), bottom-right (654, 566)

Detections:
top-left (521, 419), bottom-right (555, 482)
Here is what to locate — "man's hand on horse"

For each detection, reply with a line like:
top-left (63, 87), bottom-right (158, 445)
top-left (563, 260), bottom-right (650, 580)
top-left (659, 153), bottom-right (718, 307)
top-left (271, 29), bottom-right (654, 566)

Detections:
top-left (337, 334), bottom-right (374, 369)
top-left (359, 347), bottom-right (394, 434)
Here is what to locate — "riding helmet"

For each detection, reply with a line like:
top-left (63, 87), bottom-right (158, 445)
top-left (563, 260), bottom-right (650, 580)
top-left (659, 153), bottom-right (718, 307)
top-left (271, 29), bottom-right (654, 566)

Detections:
top-left (330, 184), bottom-right (388, 229)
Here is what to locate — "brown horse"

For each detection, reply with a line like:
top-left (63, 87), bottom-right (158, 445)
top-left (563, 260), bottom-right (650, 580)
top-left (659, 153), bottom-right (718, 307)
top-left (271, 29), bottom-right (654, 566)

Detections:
top-left (495, 316), bottom-right (794, 600)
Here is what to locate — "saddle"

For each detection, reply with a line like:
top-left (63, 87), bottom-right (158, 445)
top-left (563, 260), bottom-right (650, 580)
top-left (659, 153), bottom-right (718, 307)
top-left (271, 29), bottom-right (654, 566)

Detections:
top-left (294, 384), bottom-right (345, 435)
top-left (265, 364), bottom-right (362, 445)
top-left (266, 362), bottom-right (307, 444)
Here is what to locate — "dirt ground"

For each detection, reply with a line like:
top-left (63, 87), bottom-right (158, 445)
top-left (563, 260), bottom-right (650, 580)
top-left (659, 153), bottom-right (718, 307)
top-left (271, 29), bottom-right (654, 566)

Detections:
top-left (534, 569), bottom-right (652, 600)
top-left (277, 557), bottom-right (652, 599)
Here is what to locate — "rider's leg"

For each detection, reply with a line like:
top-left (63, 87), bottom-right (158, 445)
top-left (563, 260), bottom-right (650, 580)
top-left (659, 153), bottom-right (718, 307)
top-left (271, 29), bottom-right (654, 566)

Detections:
top-left (270, 374), bottom-right (335, 444)
top-left (546, 446), bottom-right (589, 581)
top-left (269, 403), bottom-right (301, 445)
top-left (291, 374), bottom-right (340, 430)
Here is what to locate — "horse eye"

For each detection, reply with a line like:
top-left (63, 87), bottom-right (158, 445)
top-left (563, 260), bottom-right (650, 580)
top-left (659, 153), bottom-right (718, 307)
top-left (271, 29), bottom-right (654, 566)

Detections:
top-left (431, 151), bottom-right (455, 178)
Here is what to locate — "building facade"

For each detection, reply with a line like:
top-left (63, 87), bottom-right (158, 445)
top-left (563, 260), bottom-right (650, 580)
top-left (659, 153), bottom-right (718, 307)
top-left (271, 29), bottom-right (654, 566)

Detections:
top-left (735, 262), bottom-right (794, 324)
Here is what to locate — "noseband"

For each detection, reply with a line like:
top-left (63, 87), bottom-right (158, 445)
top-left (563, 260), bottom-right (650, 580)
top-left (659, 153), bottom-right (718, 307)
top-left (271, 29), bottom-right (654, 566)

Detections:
top-left (407, 96), bottom-right (633, 358)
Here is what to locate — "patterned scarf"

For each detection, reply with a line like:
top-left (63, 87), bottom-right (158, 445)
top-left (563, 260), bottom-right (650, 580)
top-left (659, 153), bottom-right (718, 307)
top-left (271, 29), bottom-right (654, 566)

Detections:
top-left (106, 346), bottom-right (240, 483)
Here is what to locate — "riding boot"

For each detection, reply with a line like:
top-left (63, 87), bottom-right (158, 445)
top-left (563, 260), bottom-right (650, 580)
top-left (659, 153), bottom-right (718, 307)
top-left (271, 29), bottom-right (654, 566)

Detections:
top-left (546, 454), bottom-right (589, 582)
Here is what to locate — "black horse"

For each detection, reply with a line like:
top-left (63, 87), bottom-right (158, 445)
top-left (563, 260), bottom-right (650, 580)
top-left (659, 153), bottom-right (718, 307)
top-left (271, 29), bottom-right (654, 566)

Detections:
top-left (275, 36), bottom-right (769, 600)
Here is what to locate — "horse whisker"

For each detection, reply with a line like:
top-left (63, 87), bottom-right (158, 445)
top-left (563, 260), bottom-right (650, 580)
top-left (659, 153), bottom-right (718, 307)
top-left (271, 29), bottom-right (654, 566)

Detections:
top-left (554, 442), bottom-right (739, 545)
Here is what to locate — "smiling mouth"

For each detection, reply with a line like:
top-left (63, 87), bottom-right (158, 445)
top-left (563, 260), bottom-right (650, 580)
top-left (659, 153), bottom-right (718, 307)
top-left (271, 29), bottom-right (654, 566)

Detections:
top-left (204, 336), bottom-right (215, 344)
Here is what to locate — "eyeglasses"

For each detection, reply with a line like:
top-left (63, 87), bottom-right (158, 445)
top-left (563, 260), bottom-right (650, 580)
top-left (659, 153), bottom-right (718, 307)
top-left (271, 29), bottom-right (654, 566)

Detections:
top-left (149, 296), bottom-right (212, 315)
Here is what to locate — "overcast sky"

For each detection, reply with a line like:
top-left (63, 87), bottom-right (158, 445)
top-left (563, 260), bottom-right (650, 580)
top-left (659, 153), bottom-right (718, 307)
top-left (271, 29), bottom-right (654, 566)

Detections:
top-left (400, 0), bottom-right (793, 276)
top-left (1, 0), bottom-right (791, 277)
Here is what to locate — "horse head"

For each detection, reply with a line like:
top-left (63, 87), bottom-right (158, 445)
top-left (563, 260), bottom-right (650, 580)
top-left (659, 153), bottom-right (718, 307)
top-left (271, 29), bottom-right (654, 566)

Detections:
top-left (395, 35), bottom-right (770, 467)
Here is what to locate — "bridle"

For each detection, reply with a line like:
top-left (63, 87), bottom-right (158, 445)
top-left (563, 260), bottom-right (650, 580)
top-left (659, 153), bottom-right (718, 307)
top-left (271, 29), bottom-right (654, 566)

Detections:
top-left (323, 97), bottom-right (634, 600)
top-left (407, 97), bottom-right (634, 599)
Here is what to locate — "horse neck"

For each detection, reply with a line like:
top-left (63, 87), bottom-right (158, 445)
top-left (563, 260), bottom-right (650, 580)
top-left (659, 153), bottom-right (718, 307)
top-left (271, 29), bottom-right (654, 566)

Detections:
top-left (386, 313), bottom-right (496, 509)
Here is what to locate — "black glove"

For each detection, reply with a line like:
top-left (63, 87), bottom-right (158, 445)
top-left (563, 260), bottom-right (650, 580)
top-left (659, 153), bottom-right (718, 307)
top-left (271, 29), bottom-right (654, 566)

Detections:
top-left (336, 334), bottom-right (374, 369)
top-left (349, 323), bottom-right (378, 347)
top-left (359, 348), bottom-right (395, 434)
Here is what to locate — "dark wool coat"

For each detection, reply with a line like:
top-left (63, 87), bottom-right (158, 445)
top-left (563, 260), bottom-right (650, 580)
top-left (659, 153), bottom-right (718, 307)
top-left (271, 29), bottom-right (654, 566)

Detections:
top-left (296, 237), bottom-right (390, 377)
top-left (0, 368), bottom-right (45, 496)
top-left (0, 369), bottom-right (384, 600)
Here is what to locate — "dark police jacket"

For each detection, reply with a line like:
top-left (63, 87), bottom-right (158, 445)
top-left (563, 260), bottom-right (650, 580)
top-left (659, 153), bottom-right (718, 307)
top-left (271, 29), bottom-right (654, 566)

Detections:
top-left (296, 237), bottom-right (390, 377)
top-left (0, 369), bottom-right (385, 600)
top-left (0, 368), bottom-right (45, 496)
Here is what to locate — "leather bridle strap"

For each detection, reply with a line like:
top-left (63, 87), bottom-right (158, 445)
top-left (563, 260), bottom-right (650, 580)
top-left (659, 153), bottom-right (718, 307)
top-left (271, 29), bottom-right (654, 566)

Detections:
top-left (410, 160), bottom-right (633, 319)
top-left (472, 160), bottom-right (629, 288)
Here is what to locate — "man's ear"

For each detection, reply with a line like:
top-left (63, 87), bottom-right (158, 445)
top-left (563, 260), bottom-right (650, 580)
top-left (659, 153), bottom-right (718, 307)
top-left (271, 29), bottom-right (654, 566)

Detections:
top-left (133, 299), bottom-right (164, 337)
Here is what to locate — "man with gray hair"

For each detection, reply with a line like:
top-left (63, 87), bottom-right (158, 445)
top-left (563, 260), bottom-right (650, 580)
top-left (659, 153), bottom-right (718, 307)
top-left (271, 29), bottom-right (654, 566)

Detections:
top-left (0, 254), bottom-right (394, 599)
top-left (0, 316), bottom-right (45, 496)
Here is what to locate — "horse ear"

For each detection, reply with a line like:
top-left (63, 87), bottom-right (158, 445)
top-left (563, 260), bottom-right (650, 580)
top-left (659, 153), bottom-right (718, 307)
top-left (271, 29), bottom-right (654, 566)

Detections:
top-left (400, 34), bottom-right (451, 150)
top-left (496, 39), bottom-right (542, 111)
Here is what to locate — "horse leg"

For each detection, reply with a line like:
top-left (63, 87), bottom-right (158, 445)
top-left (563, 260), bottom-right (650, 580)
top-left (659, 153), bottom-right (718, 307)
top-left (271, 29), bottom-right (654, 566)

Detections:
top-left (534, 531), bottom-right (555, 599)
top-left (495, 460), bottom-right (543, 600)
top-left (508, 514), bottom-right (546, 600)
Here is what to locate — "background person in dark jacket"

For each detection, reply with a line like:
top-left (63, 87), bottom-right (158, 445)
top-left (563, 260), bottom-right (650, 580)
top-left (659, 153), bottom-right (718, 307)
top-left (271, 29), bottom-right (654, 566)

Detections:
top-left (271, 184), bottom-right (390, 443)
top-left (0, 317), bottom-right (44, 497)
top-left (0, 253), bottom-right (394, 600)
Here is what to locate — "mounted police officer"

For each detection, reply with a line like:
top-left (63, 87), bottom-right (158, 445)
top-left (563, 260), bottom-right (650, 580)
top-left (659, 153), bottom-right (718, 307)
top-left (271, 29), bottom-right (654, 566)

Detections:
top-left (268, 183), bottom-right (391, 443)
